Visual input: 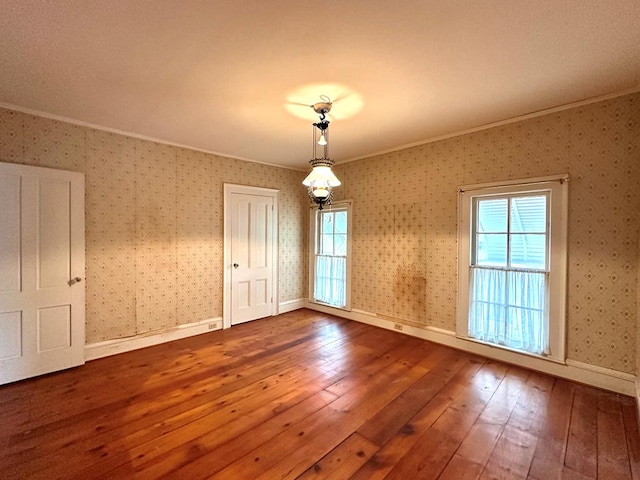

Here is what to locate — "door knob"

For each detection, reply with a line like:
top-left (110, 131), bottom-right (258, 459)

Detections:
top-left (233, 263), bottom-right (239, 269)
top-left (68, 277), bottom-right (82, 286)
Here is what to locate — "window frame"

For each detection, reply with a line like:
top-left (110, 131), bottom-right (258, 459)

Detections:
top-left (456, 175), bottom-right (569, 363)
top-left (308, 200), bottom-right (353, 311)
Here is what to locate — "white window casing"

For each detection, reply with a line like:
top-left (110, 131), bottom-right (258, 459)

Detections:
top-left (308, 201), bottom-right (353, 311)
top-left (456, 175), bottom-right (569, 363)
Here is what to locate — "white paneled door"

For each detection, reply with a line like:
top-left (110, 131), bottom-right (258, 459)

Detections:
top-left (224, 185), bottom-right (278, 327)
top-left (0, 162), bottom-right (85, 385)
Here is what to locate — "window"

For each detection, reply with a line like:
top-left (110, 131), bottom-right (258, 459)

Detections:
top-left (309, 202), bottom-right (352, 309)
top-left (457, 176), bottom-right (568, 362)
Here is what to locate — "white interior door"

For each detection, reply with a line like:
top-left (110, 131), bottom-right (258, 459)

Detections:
top-left (0, 162), bottom-right (85, 385)
top-left (224, 184), bottom-right (278, 327)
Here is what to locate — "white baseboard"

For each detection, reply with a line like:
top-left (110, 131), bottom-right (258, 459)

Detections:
top-left (304, 302), bottom-right (636, 396)
top-left (279, 298), bottom-right (305, 314)
top-left (85, 317), bottom-right (223, 361)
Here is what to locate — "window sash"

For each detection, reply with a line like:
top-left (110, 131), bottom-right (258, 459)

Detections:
top-left (469, 267), bottom-right (549, 355)
top-left (314, 255), bottom-right (347, 307)
top-left (471, 192), bottom-right (550, 271)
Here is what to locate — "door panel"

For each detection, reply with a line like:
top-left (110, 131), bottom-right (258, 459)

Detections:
top-left (0, 162), bottom-right (85, 385)
top-left (0, 311), bottom-right (22, 360)
top-left (38, 305), bottom-right (71, 352)
top-left (256, 279), bottom-right (268, 306)
top-left (237, 280), bottom-right (250, 309)
top-left (38, 180), bottom-right (72, 288)
top-left (0, 174), bottom-right (21, 292)
top-left (253, 201), bottom-right (268, 268)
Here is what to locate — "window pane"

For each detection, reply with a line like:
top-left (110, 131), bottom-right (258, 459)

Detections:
top-left (505, 271), bottom-right (547, 352)
top-left (334, 211), bottom-right (347, 234)
top-left (334, 234), bottom-right (347, 256)
top-left (320, 234), bottom-right (333, 255)
top-left (469, 268), bottom-right (547, 355)
top-left (506, 306), bottom-right (544, 350)
top-left (469, 268), bottom-right (506, 342)
top-left (510, 234), bottom-right (546, 269)
top-left (475, 233), bottom-right (507, 266)
top-left (321, 212), bottom-right (334, 235)
top-left (314, 256), bottom-right (346, 307)
top-left (510, 196), bottom-right (546, 233)
top-left (477, 198), bottom-right (507, 233)
top-left (508, 271), bottom-right (546, 311)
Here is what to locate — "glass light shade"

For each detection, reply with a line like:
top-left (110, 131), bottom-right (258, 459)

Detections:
top-left (302, 166), bottom-right (341, 187)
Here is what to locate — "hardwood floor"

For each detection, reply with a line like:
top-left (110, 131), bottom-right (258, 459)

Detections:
top-left (1, 309), bottom-right (638, 479)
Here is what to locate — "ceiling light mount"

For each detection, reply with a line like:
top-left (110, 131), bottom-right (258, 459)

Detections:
top-left (311, 95), bottom-right (333, 116)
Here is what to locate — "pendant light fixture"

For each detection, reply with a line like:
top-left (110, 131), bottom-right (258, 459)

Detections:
top-left (302, 96), bottom-right (341, 210)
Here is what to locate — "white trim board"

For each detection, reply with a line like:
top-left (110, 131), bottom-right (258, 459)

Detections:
top-left (304, 302), bottom-right (636, 396)
top-left (337, 86), bottom-right (640, 166)
top-left (279, 298), bottom-right (305, 314)
top-left (636, 380), bottom-right (640, 427)
top-left (86, 300), bottom-right (304, 362)
top-left (85, 318), bottom-right (222, 361)
top-left (0, 103), bottom-right (304, 172)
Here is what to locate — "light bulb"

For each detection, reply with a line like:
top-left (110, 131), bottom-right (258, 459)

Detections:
top-left (314, 187), bottom-right (329, 198)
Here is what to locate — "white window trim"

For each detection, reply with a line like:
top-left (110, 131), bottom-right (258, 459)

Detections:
top-left (456, 174), bottom-right (569, 363)
top-left (308, 200), bottom-right (353, 311)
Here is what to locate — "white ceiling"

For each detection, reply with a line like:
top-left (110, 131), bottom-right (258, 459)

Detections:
top-left (1, 1), bottom-right (639, 170)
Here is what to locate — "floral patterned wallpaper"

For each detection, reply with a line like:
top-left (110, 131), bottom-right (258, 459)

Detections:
top-left (0, 107), bottom-right (308, 343)
top-left (334, 92), bottom-right (640, 374)
top-left (0, 91), bottom-right (638, 376)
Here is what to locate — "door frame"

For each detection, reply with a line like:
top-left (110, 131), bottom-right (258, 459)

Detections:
top-left (223, 184), bottom-right (279, 329)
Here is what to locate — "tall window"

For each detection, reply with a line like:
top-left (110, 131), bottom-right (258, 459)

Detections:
top-left (309, 202), bottom-right (351, 309)
top-left (457, 176), bottom-right (568, 362)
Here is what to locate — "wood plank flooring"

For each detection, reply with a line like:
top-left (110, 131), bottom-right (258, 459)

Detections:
top-left (1, 309), bottom-right (638, 479)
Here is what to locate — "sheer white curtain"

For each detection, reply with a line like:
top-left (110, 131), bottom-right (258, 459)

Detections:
top-left (469, 267), bottom-right (548, 355)
top-left (314, 255), bottom-right (346, 307)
